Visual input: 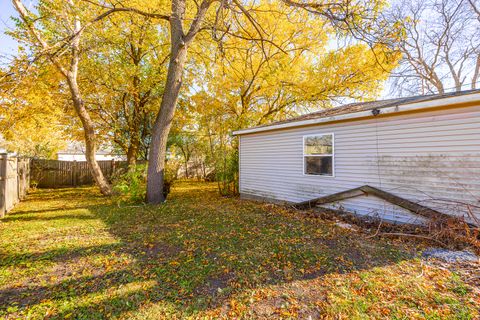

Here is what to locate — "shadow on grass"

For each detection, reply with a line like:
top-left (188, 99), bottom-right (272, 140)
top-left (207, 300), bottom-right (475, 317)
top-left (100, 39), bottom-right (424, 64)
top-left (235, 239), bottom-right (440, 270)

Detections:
top-left (1, 213), bottom-right (95, 222)
top-left (0, 243), bottom-right (123, 268)
top-left (0, 182), bottom-right (413, 318)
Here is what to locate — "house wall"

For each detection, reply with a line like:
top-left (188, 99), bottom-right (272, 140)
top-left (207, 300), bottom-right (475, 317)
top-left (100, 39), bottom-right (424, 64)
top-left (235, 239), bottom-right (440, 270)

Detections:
top-left (239, 104), bottom-right (480, 224)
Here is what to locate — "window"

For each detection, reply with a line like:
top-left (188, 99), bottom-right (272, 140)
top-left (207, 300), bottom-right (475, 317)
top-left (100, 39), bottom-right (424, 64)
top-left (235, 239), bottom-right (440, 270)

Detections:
top-left (303, 134), bottom-right (334, 176)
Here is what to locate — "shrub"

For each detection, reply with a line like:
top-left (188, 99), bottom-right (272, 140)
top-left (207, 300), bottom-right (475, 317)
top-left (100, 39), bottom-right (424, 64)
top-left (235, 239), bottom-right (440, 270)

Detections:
top-left (113, 164), bottom-right (147, 203)
top-left (216, 149), bottom-right (239, 196)
top-left (30, 180), bottom-right (39, 190)
top-left (112, 163), bottom-right (177, 203)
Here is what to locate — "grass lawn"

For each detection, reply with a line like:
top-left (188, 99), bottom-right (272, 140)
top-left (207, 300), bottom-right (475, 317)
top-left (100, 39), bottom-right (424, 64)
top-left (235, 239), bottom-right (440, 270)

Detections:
top-left (0, 181), bottom-right (478, 319)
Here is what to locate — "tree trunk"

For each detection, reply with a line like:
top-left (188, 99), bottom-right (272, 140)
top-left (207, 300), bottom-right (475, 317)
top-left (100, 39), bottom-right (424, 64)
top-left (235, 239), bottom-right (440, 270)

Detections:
top-left (180, 148), bottom-right (189, 179)
top-left (67, 8), bottom-right (112, 196)
top-left (67, 77), bottom-right (112, 195)
top-left (473, 55), bottom-right (480, 89)
top-left (146, 42), bottom-right (187, 203)
top-left (182, 151), bottom-right (189, 179)
top-left (146, 0), bottom-right (210, 203)
top-left (127, 66), bottom-right (143, 168)
top-left (126, 140), bottom-right (139, 167)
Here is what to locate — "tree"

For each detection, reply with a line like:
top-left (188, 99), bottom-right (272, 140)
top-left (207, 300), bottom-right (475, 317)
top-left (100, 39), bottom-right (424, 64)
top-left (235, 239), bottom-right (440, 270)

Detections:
top-left (469, 0), bottom-right (480, 89)
top-left (168, 131), bottom-right (195, 179)
top-left (83, 14), bottom-right (169, 166)
top-left (200, 11), bottom-right (397, 128)
top-left (0, 59), bottom-right (68, 158)
top-left (389, 0), bottom-right (480, 95)
top-left (12, 0), bottom-right (113, 194)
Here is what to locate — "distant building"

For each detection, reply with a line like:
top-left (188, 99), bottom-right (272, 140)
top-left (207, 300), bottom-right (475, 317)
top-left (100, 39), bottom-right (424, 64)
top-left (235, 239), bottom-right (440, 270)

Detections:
top-left (57, 142), bottom-right (125, 161)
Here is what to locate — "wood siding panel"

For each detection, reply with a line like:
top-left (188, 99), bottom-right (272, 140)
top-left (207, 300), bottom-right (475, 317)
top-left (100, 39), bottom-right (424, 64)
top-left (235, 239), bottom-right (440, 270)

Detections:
top-left (239, 105), bottom-right (480, 224)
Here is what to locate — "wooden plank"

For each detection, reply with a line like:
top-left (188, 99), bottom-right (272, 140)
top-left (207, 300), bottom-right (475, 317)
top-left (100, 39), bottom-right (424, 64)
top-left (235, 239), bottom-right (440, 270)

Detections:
top-left (359, 186), bottom-right (449, 220)
top-left (295, 184), bottom-right (449, 221)
top-left (295, 187), bottom-right (367, 209)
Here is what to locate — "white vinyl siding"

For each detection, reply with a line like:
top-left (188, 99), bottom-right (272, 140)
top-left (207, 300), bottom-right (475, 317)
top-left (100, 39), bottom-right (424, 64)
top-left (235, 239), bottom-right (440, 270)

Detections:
top-left (239, 104), bottom-right (480, 224)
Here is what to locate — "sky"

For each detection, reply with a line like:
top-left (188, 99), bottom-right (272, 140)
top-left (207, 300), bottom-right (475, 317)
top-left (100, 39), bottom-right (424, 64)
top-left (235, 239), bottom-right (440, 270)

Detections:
top-left (0, 0), bottom-right (21, 58)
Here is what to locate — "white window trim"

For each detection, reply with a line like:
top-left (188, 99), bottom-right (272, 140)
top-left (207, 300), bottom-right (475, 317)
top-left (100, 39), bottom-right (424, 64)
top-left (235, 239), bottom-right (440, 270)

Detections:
top-left (302, 133), bottom-right (335, 177)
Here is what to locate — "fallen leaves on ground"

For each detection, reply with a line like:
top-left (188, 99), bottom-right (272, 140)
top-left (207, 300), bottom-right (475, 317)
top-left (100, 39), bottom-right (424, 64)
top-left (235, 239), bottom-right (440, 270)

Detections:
top-left (0, 182), bottom-right (478, 319)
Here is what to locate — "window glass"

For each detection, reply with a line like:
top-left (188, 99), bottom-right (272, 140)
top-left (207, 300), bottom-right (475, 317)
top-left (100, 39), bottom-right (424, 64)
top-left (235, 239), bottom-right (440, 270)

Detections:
top-left (304, 135), bottom-right (332, 155)
top-left (305, 156), bottom-right (332, 175)
top-left (304, 134), bottom-right (333, 176)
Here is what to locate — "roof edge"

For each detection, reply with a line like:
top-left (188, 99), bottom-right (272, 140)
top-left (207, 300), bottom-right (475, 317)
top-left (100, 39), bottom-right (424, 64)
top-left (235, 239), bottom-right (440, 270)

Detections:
top-left (233, 92), bottom-right (480, 136)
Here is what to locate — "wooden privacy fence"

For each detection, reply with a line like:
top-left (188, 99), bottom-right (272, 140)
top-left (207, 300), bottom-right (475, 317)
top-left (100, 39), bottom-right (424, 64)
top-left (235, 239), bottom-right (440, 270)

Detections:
top-left (31, 159), bottom-right (128, 188)
top-left (0, 153), bottom-right (30, 217)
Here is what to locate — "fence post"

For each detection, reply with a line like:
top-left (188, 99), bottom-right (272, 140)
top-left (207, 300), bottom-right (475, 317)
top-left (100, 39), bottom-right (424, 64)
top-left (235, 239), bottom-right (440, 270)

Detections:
top-left (0, 153), bottom-right (7, 218)
top-left (72, 160), bottom-right (77, 187)
top-left (26, 159), bottom-right (30, 192)
top-left (111, 159), bottom-right (116, 178)
top-left (17, 159), bottom-right (21, 201)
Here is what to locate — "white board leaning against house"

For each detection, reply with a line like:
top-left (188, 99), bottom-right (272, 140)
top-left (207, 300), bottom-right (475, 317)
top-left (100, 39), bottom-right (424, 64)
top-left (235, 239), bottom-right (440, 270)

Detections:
top-left (233, 89), bottom-right (480, 225)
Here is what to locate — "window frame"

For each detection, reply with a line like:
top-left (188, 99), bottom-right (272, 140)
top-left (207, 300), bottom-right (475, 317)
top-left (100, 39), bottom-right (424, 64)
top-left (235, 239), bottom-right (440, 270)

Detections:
top-left (302, 133), bottom-right (335, 177)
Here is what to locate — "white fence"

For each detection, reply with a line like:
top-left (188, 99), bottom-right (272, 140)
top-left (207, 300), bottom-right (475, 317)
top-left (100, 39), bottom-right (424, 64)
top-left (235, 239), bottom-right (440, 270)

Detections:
top-left (0, 154), bottom-right (30, 217)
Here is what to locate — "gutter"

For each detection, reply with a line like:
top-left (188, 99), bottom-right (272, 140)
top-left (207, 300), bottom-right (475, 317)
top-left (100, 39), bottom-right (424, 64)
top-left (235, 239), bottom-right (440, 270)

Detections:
top-left (232, 92), bottom-right (480, 136)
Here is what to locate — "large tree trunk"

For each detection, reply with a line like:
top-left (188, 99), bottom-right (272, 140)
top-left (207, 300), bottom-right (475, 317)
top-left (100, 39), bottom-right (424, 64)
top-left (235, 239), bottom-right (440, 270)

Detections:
top-left (146, 43), bottom-right (187, 203)
top-left (146, 0), bottom-right (210, 203)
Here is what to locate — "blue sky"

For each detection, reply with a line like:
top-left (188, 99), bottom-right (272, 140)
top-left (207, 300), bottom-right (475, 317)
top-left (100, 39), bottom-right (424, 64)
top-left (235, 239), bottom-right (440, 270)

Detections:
top-left (0, 0), bottom-right (20, 57)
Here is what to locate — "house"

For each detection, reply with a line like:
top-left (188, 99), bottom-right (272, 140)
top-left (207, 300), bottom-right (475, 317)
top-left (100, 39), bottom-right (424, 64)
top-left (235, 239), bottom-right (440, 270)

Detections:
top-left (233, 89), bottom-right (480, 225)
top-left (57, 142), bottom-right (125, 161)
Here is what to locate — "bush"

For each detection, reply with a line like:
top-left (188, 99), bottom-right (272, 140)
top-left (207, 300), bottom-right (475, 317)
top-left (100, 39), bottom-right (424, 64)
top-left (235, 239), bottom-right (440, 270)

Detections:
top-left (216, 149), bottom-right (239, 196)
top-left (113, 164), bottom-right (147, 203)
top-left (112, 163), bottom-right (176, 203)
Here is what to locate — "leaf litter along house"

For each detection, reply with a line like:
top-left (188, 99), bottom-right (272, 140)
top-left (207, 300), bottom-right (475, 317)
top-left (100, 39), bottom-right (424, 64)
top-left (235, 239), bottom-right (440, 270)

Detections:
top-left (233, 89), bottom-right (480, 225)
